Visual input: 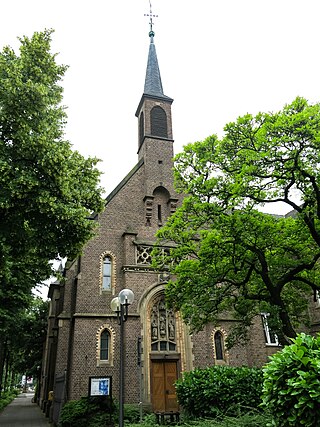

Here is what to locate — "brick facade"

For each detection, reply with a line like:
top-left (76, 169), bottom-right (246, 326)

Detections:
top-left (41, 34), bottom-right (320, 422)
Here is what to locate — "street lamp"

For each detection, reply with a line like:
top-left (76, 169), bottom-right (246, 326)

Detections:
top-left (111, 289), bottom-right (134, 427)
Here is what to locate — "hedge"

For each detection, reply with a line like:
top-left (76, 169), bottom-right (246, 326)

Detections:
top-left (175, 365), bottom-right (263, 418)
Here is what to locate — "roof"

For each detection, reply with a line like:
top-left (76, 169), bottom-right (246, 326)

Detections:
top-left (143, 35), bottom-right (172, 101)
top-left (105, 158), bottom-right (144, 205)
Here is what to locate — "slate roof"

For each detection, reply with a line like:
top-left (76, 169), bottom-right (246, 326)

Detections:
top-left (143, 35), bottom-right (172, 101)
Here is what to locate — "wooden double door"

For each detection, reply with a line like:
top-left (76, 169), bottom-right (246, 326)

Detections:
top-left (151, 360), bottom-right (179, 412)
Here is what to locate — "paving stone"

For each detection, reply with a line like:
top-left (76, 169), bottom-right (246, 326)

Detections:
top-left (0, 393), bottom-right (50, 427)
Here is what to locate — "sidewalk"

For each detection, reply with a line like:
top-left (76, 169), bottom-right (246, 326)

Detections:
top-left (0, 393), bottom-right (50, 427)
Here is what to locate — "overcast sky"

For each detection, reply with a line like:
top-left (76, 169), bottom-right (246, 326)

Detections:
top-left (1, 0), bottom-right (320, 198)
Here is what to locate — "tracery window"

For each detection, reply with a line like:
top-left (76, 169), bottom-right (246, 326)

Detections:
top-left (136, 245), bottom-right (171, 265)
top-left (136, 245), bottom-right (153, 264)
top-left (151, 297), bottom-right (176, 352)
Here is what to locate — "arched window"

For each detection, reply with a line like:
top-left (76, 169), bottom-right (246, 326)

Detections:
top-left (151, 106), bottom-right (167, 138)
top-left (102, 256), bottom-right (112, 291)
top-left (214, 331), bottom-right (224, 360)
top-left (261, 313), bottom-right (279, 345)
top-left (96, 324), bottom-right (115, 367)
top-left (150, 296), bottom-right (176, 352)
top-left (139, 112), bottom-right (144, 147)
top-left (100, 330), bottom-right (110, 360)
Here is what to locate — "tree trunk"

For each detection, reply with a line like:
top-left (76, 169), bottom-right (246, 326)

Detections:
top-left (0, 338), bottom-right (7, 397)
top-left (4, 350), bottom-right (10, 392)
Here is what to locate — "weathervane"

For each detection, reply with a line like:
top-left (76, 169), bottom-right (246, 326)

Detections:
top-left (144, 0), bottom-right (158, 38)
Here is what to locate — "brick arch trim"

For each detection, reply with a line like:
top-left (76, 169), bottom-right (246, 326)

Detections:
top-left (211, 327), bottom-right (229, 364)
top-left (137, 282), bottom-right (165, 313)
top-left (99, 250), bottom-right (117, 294)
top-left (96, 324), bottom-right (116, 366)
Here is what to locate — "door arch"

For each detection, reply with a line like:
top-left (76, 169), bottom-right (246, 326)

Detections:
top-left (149, 294), bottom-right (179, 412)
top-left (138, 284), bottom-right (192, 410)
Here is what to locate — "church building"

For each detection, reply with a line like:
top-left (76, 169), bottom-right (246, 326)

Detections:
top-left (40, 24), bottom-right (313, 424)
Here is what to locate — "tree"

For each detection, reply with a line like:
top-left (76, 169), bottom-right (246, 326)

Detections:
top-left (154, 98), bottom-right (320, 346)
top-left (0, 30), bottom-right (105, 388)
top-left (11, 298), bottom-right (49, 379)
top-left (2, 298), bottom-right (48, 393)
top-left (0, 29), bottom-right (104, 324)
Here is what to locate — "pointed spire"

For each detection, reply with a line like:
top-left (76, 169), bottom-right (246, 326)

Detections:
top-left (144, 37), bottom-right (165, 98)
top-left (142, 1), bottom-right (171, 100)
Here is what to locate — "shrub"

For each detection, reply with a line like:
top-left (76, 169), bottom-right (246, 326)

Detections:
top-left (175, 365), bottom-right (263, 418)
top-left (123, 403), bottom-right (152, 423)
top-left (126, 412), bottom-right (270, 426)
top-left (0, 390), bottom-right (19, 412)
top-left (126, 413), bottom-right (157, 426)
top-left (261, 332), bottom-right (320, 426)
top-left (59, 396), bottom-right (115, 427)
top-left (59, 398), bottom-right (151, 426)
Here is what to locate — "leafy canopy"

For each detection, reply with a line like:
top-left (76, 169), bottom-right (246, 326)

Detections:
top-left (0, 30), bottom-right (105, 326)
top-left (10, 297), bottom-right (49, 379)
top-left (154, 98), bottom-right (320, 346)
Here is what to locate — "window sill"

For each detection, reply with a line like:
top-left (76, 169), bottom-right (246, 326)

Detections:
top-left (97, 361), bottom-right (113, 367)
top-left (215, 359), bottom-right (227, 366)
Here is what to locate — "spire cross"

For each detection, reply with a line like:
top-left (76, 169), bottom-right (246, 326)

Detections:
top-left (144, 0), bottom-right (158, 37)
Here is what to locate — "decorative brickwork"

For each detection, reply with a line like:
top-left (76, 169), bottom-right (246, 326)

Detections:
top-left (144, 196), bottom-right (154, 226)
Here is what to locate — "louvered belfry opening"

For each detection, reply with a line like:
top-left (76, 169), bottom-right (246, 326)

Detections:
top-left (151, 106), bottom-right (167, 138)
top-left (139, 112), bottom-right (144, 147)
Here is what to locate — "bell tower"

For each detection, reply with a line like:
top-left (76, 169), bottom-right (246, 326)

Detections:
top-left (135, 15), bottom-right (176, 204)
top-left (136, 30), bottom-right (174, 159)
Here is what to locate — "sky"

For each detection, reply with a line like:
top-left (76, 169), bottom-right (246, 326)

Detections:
top-left (1, 0), bottom-right (318, 297)
top-left (1, 0), bottom-right (320, 200)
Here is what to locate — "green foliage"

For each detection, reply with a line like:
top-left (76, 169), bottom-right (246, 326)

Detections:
top-left (59, 396), bottom-right (115, 427)
top-left (262, 332), bottom-right (320, 426)
top-left (154, 98), bottom-right (320, 345)
top-left (0, 29), bottom-right (104, 330)
top-left (175, 366), bottom-right (263, 418)
top-left (0, 390), bottom-right (19, 412)
top-left (126, 412), bottom-right (270, 427)
top-left (10, 297), bottom-right (49, 378)
top-left (0, 297), bottom-right (48, 396)
top-left (123, 403), bottom-right (150, 423)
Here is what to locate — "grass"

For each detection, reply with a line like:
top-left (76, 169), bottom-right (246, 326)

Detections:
top-left (126, 412), bottom-right (270, 427)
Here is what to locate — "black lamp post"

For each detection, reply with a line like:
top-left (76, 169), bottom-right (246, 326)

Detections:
top-left (111, 289), bottom-right (134, 427)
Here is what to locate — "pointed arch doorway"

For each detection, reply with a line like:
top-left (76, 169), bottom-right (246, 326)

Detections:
top-left (149, 295), bottom-right (180, 413)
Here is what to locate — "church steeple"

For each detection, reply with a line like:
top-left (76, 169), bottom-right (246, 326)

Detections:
top-left (136, 3), bottom-right (179, 228)
top-left (136, 25), bottom-right (173, 157)
top-left (143, 33), bottom-right (171, 100)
